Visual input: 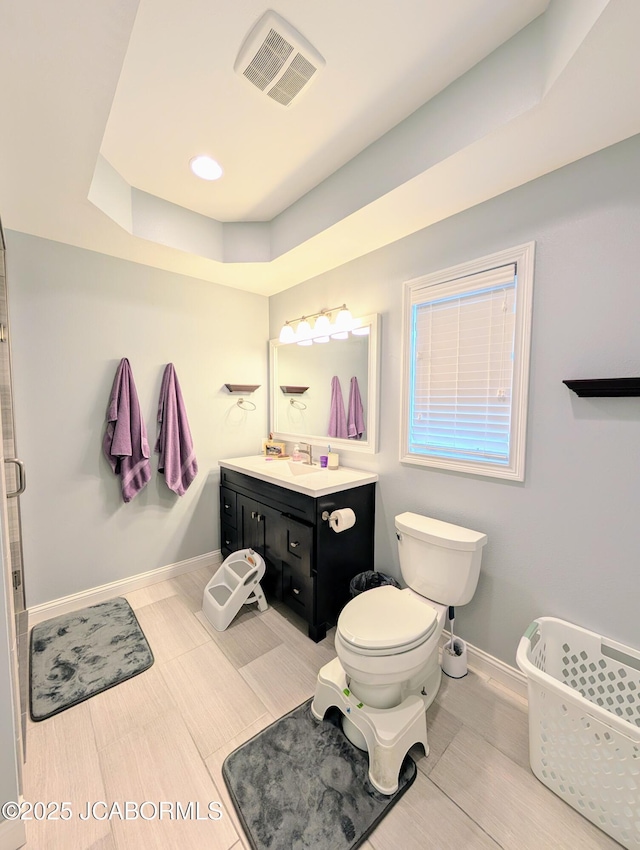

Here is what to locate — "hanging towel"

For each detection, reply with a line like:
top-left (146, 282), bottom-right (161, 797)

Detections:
top-left (155, 363), bottom-right (198, 496)
top-left (103, 358), bottom-right (151, 503)
top-left (347, 376), bottom-right (365, 439)
top-left (328, 375), bottom-right (348, 439)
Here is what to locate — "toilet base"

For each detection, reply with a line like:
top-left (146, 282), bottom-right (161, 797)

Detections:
top-left (311, 658), bottom-right (429, 795)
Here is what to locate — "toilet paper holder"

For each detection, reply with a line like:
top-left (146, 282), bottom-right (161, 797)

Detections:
top-left (321, 509), bottom-right (352, 522)
top-left (321, 508), bottom-right (356, 532)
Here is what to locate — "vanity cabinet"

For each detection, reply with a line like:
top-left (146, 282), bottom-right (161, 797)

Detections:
top-left (219, 467), bottom-right (375, 642)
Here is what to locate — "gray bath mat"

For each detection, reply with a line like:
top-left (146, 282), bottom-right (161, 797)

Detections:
top-left (30, 596), bottom-right (154, 721)
top-left (223, 699), bottom-right (416, 850)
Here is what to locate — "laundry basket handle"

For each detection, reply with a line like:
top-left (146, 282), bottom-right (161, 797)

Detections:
top-left (523, 620), bottom-right (541, 649)
top-left (601, 637), bottom-right (640, 672)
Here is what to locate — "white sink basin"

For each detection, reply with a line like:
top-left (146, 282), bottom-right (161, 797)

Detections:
top-left (287, 461), bottom-right (322, 476)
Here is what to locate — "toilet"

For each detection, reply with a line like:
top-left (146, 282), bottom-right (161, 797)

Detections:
top-left (311, 511), bottom-right (486, 793)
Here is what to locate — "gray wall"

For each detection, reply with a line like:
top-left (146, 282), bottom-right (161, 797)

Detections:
top-left (270, 134), bottom-right (640, 666)
top-left (6, 235), bottom-right (268, 607)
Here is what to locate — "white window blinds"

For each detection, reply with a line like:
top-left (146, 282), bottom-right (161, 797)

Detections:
top-left (408, 263), bottom-right (517, 466)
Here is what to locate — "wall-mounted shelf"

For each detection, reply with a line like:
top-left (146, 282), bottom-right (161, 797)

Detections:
top-left (280, 385), bottom-right (309, 395)
top-left (563, 378), bottom-right (640, 397)
top-left (225, 384), bottom-right (260, 394)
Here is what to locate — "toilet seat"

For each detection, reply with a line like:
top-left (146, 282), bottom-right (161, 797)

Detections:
top-left (338, 585), bottom-right (438, 657)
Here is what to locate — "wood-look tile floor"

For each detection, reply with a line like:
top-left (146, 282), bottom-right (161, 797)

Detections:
top-left (21, 566), bottom-right (621, 849)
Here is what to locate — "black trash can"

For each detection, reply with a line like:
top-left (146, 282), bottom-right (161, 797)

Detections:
top-left (349, 570), bottom-right (400, 598)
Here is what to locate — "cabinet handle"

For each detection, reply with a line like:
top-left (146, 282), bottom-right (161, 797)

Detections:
top-left (251, 511), bottom-right (257, 519)
top-left (257, 514), bottom-right (263, 522)
top-left (225, 539), bottom-right (231, 546)
top-left (290, 541), bottom-right (300, 548)
top-left (224, 503), bottom-right (230, 510)
top-left (293, 588), bottom-right (300, 595)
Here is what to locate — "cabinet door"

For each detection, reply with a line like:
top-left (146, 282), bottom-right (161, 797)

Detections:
top-left (237, 495), bottom-right (282, 600)
top-left (238, 494), bottom-right (265, 554)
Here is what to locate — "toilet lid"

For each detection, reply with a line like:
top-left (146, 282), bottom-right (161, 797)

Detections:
top-left (338, 585), bottom-right (438, 652)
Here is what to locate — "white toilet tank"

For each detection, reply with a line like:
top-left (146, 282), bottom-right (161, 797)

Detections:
top-left (395, 512), bottom-right (487, 606)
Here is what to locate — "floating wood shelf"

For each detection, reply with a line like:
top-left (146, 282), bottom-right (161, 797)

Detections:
top-left (563, 378), bottom-right (640, 397)
top-left (224, 384), bottom-right (260, 394)
top-left (280, 385), bottom-right (309, 394)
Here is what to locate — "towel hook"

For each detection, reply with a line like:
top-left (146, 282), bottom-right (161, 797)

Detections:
top-left (289, 398), bottom-right (307, 410)
top-left (237, 398), bottom-right (256, 411)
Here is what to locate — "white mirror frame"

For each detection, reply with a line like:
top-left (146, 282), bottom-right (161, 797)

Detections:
top-left (269, 313), bottom-right (380, 454)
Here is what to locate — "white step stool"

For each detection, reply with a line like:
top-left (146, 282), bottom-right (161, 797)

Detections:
top-left (311, 657), bottom-right (429, 795)
top-left (202, 548), bottom-right (268, 631)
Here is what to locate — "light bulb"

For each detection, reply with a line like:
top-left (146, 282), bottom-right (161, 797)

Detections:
top-left (279, 323), bottom-right (295, 344)
top-left (295, 320), bottom-right (312, 345)
top-left (189, 155), bottom-right (223, 181)
top-left (334, 307), bottom-right (353, 331)
top-left (313, 314), bottom-right (331, 337)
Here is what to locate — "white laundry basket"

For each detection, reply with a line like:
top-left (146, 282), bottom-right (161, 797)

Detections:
top-left (517, 617), bottom-right (640, 848)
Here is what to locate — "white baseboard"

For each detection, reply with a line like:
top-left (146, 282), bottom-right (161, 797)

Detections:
top-left (0, 817), bottom-right (26, 850)
top-left (441, 630), bottom-right (527, 700)
top-left (28, 550), bottom-right (223, 626)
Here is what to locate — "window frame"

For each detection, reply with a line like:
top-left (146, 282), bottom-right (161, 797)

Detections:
top-left (400, 242), bottom-right (535, 481)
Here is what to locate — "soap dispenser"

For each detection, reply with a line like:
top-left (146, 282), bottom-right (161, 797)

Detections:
top-left (292, 443), bottom-right (301, 462)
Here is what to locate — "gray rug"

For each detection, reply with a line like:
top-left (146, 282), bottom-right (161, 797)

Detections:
top-left (30, 597), bottom-right (154, 721)
top-left (223, 699), bottom-right (416, 850)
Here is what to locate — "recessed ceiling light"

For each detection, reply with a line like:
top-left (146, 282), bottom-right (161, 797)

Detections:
top-left (190, 155), bottom-right (223, 181)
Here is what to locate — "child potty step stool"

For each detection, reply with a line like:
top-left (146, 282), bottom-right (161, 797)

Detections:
top-left (202, 548), bottom-right (268, 631)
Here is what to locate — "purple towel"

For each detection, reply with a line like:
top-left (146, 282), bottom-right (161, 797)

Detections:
top-left (347, 376), bottom-right (365, 439)
top-left (103, 358), bottom-right (151, 503)
top-left (328, 375), bottom-right (348, 439)
top-left (155, 364), bottom-right (198, 496)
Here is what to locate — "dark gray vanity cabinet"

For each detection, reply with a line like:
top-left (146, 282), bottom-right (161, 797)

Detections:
top-left (219, 467), bottom-right (375, 642)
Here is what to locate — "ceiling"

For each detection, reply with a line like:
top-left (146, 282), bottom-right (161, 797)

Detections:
top-left (1, 0), bottom-right (639, 295)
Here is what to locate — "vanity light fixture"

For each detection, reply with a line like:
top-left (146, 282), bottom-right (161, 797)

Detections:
top-left (334, 307), bottom-right (353, 329)
top-left (330, 305), bottom-right (354, 339)
top-left (190, 155), bottom-right (223, 181)
top-left (278, 323), bottom-right (296, 344)
top-left (295, 319), bottom-right (313, 346)
top-left (277, 304), bottom-right (354, 345)
top-left (312, 313), bottom-right (331, 343)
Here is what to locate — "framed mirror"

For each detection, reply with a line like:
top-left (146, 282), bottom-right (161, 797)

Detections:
top-left (269, 313), bottom-right (380, 453)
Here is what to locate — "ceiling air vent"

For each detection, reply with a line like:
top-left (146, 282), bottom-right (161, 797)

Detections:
top-left (234, 10), bottom-right (325, 107)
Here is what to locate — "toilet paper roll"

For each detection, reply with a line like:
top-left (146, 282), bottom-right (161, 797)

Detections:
top-left (328, 508), bottom-right (356, 533)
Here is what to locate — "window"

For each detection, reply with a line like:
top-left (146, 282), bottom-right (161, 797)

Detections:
top-left (401, 242), bottom-right (534, 480)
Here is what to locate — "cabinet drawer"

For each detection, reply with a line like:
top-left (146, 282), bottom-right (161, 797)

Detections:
top-left (221, 487), bottom-right (237, 528)
top-left (282, 516), bottom-right (313, 576)
top-left (282, 561), bottom-right (313, 621)
top-left (220, 521), bottom-right (237, 555)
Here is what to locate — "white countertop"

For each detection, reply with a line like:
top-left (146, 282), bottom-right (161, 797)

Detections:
top-left (219, 455), bottom-right (378, 497)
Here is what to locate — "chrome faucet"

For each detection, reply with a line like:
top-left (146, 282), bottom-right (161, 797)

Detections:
top-left (298, 442), bottom-right (313, 464)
